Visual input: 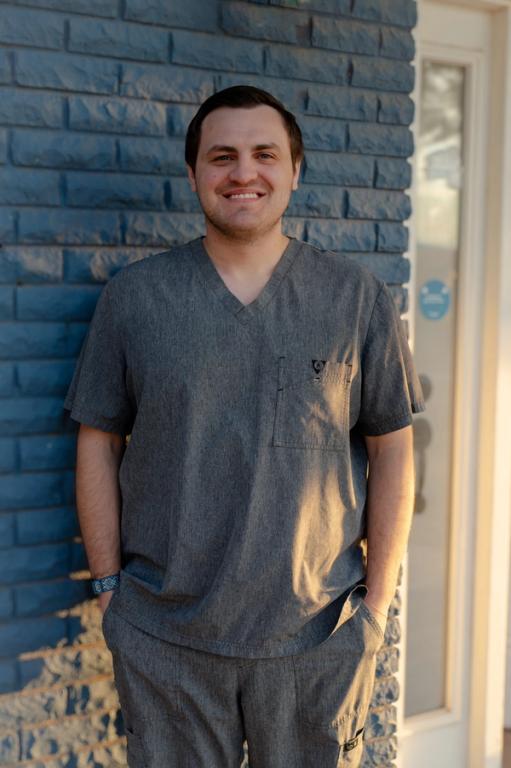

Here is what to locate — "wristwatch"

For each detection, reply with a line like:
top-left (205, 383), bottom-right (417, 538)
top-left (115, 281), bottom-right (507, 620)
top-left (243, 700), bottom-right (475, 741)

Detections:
top-left (91, 572), bottom-right (120, 595)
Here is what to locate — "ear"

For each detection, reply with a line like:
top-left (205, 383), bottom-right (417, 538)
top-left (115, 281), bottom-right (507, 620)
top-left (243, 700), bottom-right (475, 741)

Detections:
top-left (186, 164), bottom-right (197, 192)
top-left (291, 158), bottom-right (302, 191)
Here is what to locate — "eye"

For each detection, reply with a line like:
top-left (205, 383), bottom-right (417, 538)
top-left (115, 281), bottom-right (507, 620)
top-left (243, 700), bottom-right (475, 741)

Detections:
top-left (257, 153), bottom-right (274, 160)
top-left (213, 155), bottom-right (233, 162)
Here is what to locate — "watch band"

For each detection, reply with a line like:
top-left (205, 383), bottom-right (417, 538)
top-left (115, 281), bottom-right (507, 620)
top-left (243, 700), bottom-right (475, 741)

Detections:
top-left (91, 572), bottom-right (120, 595)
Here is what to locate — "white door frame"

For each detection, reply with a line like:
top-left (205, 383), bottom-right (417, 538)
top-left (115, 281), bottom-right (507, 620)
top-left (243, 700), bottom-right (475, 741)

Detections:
top-left (399, 2), bottom-right (511, 767)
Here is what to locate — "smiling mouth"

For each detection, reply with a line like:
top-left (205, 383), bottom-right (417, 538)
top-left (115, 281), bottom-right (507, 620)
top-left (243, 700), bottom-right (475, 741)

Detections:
top-left (223, 192), bottom-right (265, 200)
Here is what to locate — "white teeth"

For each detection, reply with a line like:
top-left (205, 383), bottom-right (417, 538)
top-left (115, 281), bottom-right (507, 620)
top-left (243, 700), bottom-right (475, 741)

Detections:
top-left (227, 193), bottom-right (260, 199)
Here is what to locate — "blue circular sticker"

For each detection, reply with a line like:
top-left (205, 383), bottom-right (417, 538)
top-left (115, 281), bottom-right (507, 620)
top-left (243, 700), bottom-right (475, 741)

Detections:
top-left (419, 280), bottom-right (451, 320)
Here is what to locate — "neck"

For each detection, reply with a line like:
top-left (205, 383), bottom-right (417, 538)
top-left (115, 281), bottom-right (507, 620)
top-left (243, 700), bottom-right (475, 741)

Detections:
top-left (202, 225), bottom-right (290, 277)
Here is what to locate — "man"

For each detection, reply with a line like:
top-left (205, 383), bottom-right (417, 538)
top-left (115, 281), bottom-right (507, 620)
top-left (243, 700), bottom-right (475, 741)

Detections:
top-left (64, 85), bottom-right (424, 767)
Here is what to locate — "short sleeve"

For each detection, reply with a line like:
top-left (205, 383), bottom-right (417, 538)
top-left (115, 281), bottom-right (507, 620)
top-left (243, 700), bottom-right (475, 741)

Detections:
top-left (63, 280), bottom-right (134, 436)
top-left (357, 282), bottom-right (425, 436)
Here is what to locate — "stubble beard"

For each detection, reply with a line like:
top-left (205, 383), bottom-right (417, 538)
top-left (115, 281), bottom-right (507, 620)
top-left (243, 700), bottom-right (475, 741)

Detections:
top-left (198, 189), bottom-right (291, 244)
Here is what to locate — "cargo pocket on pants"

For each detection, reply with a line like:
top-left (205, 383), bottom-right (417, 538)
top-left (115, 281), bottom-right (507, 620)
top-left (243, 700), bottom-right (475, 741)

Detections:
top-left (291, 601), bottom-right (378, 765)
top-left (124, 724), bottom-right (145, 768)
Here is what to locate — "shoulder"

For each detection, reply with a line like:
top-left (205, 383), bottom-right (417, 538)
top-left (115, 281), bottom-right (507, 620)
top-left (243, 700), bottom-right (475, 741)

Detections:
top-left (105, 240), bottom-right (192, 293)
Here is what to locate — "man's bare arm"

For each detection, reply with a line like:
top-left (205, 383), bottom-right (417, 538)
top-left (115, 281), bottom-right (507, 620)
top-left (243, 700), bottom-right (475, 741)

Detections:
top-left (362, 425), bottom-right (415, 630)
top-left (75, 424), bottom-right (125, 612)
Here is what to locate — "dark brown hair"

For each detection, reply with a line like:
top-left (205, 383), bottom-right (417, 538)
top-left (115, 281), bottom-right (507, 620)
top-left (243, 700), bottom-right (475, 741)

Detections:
top-left (185, 85), bottom-right (304, 173)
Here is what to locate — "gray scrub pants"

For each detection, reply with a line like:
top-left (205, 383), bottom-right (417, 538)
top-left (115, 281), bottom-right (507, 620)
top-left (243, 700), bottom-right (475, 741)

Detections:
top-left (101, 582), bottom-right (384, 767)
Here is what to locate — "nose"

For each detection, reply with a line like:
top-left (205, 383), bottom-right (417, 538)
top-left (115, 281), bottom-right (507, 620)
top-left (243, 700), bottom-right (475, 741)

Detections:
top-left (228, 155), bottom-right (258, 185)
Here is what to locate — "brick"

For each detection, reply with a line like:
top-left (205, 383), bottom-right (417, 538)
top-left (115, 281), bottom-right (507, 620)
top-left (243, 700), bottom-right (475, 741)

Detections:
top-left (0, 87), bottom-right (63, 127)
top-left (66, 171), bottom-right (165, 210)
top-left (0, 398), bottom-right (68, 436)
top-left (119, 136), bottom-right (184, 175)
top-left (64, 248), bottom-right (150, 282)
top-left (282, 216), bottom-right (306, 241)
top-left (0, 323), bottom-right (85, 359)
top-left (0, 615), bottom-right (68, 657)
top-left (168, 177), bottom-right (200, 213)
top-left (348, 122), bottom-right (413, 157)
top-left (216, 72), bottom-right (306, 112)
top-left (0, 287), bottom-right (14, 319)
top-left (352, 56), bottom-right (415, 93)
top-left (5, 0), bottom-right (118, 17)
top-left (0, 511), bottom-right (15, 546)
top-left (16, 506), bottom-right (79, 545)
top-left (167, 104), bottom-right (197, 136)
top-left (221, 2), bottom-right (310, 45)
top-left (0, 682), bottom-right (70, 727)
top-left (304, 151), bottom-right (373, 186)
top-left (171, 30), bottom-right (263, 73)
top-left (375, 644), bottom-right (399, 677)
top-left (306, 219), bottom-right (376, 251)
top-left (378, 92), bottom-right (415, 125)
top-left (346, 253), bottom-right (410, 283)
top-left (19, 645), bottom-right (114, 689)
top-left (0, 209), bottom-right (16, 243)
top-left (270, 0), bottom-right (350, 9)
top-left (352, 0), bottom-right (417, 28)
top-left (287, 185), bottom-right (345, 218)
top-left (19, 434), bottom-right (76, 470)
top-left (306, 84), bottom-right (377, 121)
top-left (0, 588), bottom-right (14, 619)
top-left (14, 50), bottom-right (119, 94)
top-left (17, 285), bottom-right (101, 321)
top-left (19, 210), bottom-right (121, 245)
top-left (0, 7), bottom-right (64, 49)
top-left (0, 168), bottom-right (60, 206)
top-left (380, 26), bottom-right (415, 61)
top-left (69, 94), bottom-right (166, 136)
top-left (346, 189), bottom-right (411, 221)
top-left (121, 62), bottom-right (214, 103)
top-left (0, 660), bottom-right (17, 694)
top-left (17, 360), bottom-right (76, 395)
top-left (124, 0), bottom-right (218, 32)
top-left (371, 673), bottom-right (400, 707)
top-left (0, 128), bottom-right (7, 163)
top-left (0, 49), bottom-right (11, 83)
top-left (300, 116), bottom-right (346, 152)
top-left (364, 734), bottom-right (398, 764)
top-left (377, 222), bottom-right (409, 252)
top-left (0, 363), bottom-right (16, 400)
top-left (311, 16), bottom-right (379, 55)
top-left (70, 539), bottom-right (88, 571)
top-left (69, 18), bottom-right (169, 63)
top-left (375, 158), bottom-right (411, 189)
top-left (0, 248), bottom-right (63, 283)
top-left (265, 45), bottom-right (349, 86)
top-left (12, 129), bottom-right (117, 171)
top-left (16, 578), bottom-right (90, 617)
top-left (20, 707), bottom-right (119, 761)
top-left (124, 212), bottom-right (204, 245)
top-left (0, 540), bottom-right (70, 581)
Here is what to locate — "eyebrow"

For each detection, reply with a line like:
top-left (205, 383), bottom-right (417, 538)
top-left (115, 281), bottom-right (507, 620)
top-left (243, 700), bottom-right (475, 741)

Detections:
top-left (205, 143), bottom-right (281, 155)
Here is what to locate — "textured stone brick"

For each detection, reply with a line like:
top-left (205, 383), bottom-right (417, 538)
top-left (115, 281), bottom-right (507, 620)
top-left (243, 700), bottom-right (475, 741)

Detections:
top-left (347, 253), bottom-right (410, 284)
top-left (352, 56), bottom-right (415, 93)
top-left (300, 115), bottom-right (346, 152)
top-left (0, 209), bottom-right (16, 243)
top-left (306, 84), bottom-right (377, 121)
top-left (375, 644), bottom-right (399, 677)
top-left (0, 615), bottom-right (68, 658)
top-left (377, 222), bottom-right (409, 251)
top-left (378, 92), bottom-right (415, 125)
top-left (0, 366), bottom-right (16, 397)
top-left (0, 726), bottom-right (18, 762)
top-left (0, 660), bottom-right (17, 694)
top-left (0, 168), bottom-right (60, 206)
top-left (304, 151), bottom-right (373, 186)
top-left (0, 49), bottom-right (10, 84)
top-left (167, 104), bottom-right (198, 136)
top-left (0, 399), bottom-right (69, 437)
top-left (311, 15), bottom-right (379, 54)
top-left (169, 178), bottom-right (201, 213)
top-left (0, 287), bottom-right (14, 319)
top-left (287, 185), bottom-right (345, 218)
top-left (347, 189), bottom-right (411, 221)
top-left (0, 541), bottom-right (70, 581)
top-left (0, 6), bottom-right (64, 49)
top-left (0, 88), bottom-right (63, 127)
top-left (124, 0), bottom-right (218, 32)
top-left (0, 323), bottom-right (85, 360)
top-left (221, 2), bottom-right (310, 45)
top-left (17, 360), bottom-right (77, 395)
top-left (306, 219), bottom-right (376, 251)
top-left (66, 171), bottom-right (165, 210)
top-left (19, 210), bottom-right (121, 245)
top-left (352, 0), bottom-right (417, 28)
top-left (119, 136), bottom-right (183, 175)
top-left (14, 50), bottom-right (119, 94)
top-left (348, 122), bottom-right (413, 157)
top-left (124, 212), bottom-right (204, 245)
top-left (19, 434), bottom-right (76, 470)
top-left (19, 644), bottom-right (114, 689)
top-left (69, 95), bottom-right (166, 136)
top-left (12, 130), bottom-right (117, 171)
top-left (0, 588), bottom-right (14, 619)
top-left (265, 45), bottom-right (350, 86)
top-left (20, 707), bottom-right (119, 761)
top-left (281, 216), bottom-right (306, 240)
top-left (171, 30), bottom-right (264, 73)
top-left (375, 158), bottom-right (412, 189)
top-left (17, 285), bottom-right (101, 321)
top-left (16, 578), bottom-right (90, 616)
top-left (271, 0), bottom-right (350, 8)
top-left (70, 539), bottom-right (89, 571)
top-left (0, 511), bottom-right (16, 547)
top-left (0, 248), bottom-right (63, 283)
top-left (216, 72), bottom-right (306, 111)
top-left (364, 704), bottom-right (398, 739)
top-left (16, 506), bottom-right (79, 545)
top-left (121, 63), bottom-right (214, 103)
top-left (6, 0), bottom-right (118, 16)
top-left (380, 26), bottom-right (415, 61)
top-left (64, 248), bottom-right (150, 282)
top-left (0, 128), bottom-right (7, 163)
top-left (69, 18), bottom-right (169, 62)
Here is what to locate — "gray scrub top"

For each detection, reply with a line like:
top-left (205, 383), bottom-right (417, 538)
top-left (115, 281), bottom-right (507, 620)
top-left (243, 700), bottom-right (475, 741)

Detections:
top-left (64, 236), bottom-right (425, 658)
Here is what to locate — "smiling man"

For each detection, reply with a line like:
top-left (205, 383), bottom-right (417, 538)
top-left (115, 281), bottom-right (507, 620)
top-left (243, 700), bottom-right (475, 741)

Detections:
top-left (64, 85), bottom-right (425, 767)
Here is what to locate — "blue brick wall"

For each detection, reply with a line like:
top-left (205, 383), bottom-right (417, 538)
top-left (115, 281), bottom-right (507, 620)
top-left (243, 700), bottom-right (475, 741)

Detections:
top-left (0, 0), bottom-right (416, 764)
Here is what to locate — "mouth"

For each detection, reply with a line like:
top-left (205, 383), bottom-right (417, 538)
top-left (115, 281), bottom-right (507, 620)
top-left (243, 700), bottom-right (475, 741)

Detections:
top-left (222, 192), bottom-right (266, 201)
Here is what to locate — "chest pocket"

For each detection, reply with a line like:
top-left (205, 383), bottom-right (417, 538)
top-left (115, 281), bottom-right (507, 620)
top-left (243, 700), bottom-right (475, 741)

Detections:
top-left (271, 356), bottom-right (352, 450)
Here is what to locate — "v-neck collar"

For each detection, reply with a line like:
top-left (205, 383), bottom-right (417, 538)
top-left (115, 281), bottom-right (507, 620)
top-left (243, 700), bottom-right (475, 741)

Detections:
top-left (189, 235), bottom-right (303, 324)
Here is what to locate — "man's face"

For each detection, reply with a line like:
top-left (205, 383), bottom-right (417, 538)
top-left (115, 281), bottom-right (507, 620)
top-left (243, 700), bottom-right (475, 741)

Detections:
top-left (187, 105), bottom-right (301, 242)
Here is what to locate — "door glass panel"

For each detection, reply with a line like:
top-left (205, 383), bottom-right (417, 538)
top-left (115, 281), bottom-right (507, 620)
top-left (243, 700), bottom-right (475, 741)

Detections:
top-left (405, 61), bottom-right (465, 717)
